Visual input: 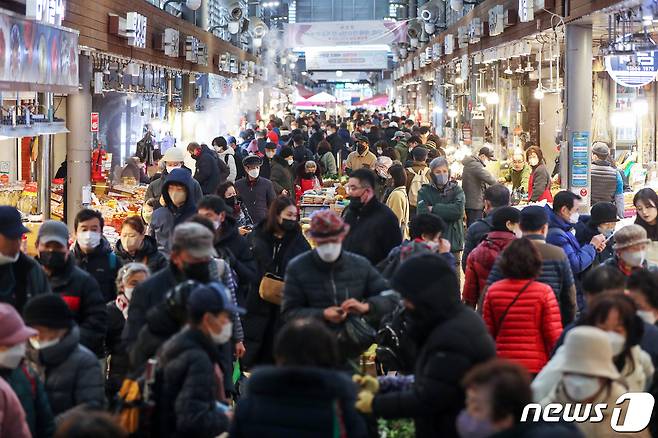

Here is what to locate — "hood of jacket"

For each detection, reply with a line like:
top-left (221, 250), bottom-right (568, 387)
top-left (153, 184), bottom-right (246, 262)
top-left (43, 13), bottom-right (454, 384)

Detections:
top-left (115, 234), bottom-right (159, 260)
top-left (161, 168), bottom-right (197, 215)
top-left (32, 325), bottom-right (80, 367)
top-left (72, 236), bottom-right (113, 261)
top-left (545, 203), bottom-right (573, 231)
top-left (462, 154), bottom-right (485, 168)
top-left (246, 366), bottom-right (357, 401)
top-left (482, 231), bottom-right (516, 251)
top-left (218, 147), bottom-right (235, 157)
top-left (161, 326), bottom-right (221, 365)
top-left (217, 214), bottom-right (240, 244)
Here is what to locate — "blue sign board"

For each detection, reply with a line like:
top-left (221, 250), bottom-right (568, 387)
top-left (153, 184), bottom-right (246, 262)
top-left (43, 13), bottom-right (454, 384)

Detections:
top-left (605, 51), bottom-right (658, 88)
top-left (571, 131), bottom-right (590, 188)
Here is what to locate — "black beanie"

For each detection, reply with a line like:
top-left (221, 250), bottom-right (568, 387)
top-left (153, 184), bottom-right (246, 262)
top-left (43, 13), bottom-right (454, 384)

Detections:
top-left (492, 206), bottom-right (521, 232)
top-left (23, 294), bottom-right (73, 329)
top-left (391, 253), bottom-right (460, 310)
top-left (520, 205), bottom-right (548, 232)
top-left (589, 202), bottom-right (618, 226)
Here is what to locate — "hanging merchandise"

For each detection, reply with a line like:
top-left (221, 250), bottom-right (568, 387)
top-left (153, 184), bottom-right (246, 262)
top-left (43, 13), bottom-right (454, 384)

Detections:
top-left (91, 141), bottom-right (108, 182)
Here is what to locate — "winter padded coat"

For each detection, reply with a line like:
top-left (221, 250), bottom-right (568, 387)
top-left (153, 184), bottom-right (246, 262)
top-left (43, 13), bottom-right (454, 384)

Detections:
top-left (269, 156), bottom-right (295, 196)
top-left (0, 252), bottom-right (51, 314)
top-left (461, 155), bottom-right (497, 210)
top-left (26, 326), bottom-right (105, 417)
top-left (230, 366), bottom-right (367, 438)
top-left (0, 376), bottom-right (30, 438)
top-left (114, 235), bottom-right (168, 274)
top-left (193, 145), bottom-right (221, 195)
top-left (463, 231), bottom-right (516, 308)
top-left (545, 204), bottom-right (597, 276)
top-left (417, 181), bottom-right (466, 253)
top-left (483, 279), bottom-right (563, 373)
top-left (71, 237), bottom-right (122, 302)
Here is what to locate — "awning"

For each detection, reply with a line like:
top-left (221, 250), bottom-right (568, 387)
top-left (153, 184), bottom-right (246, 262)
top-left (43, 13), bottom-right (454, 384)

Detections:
top-left (353, 94), bottom-right (389, 107)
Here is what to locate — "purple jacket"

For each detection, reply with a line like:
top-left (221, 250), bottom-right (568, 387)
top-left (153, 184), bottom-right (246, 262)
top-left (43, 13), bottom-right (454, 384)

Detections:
top-left (0, 377), bottom-right (30, 438)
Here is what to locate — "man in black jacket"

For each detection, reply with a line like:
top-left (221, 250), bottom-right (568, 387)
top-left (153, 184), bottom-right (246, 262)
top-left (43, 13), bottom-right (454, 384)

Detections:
top-left (159, 282), bottom-right (244, 438)
top-left (325, 123), bottom-right (346, 157)
top-left (342, 169), bottom-right (402, 266)
top-left (187, 142), bottom-right (220, 195)
top-left (124, 222), bottom-right (217, 347)
top-left (0, 207), bottom-right (50, 313)
top-left (355, 254), bottom-right (496, 436)
top-left (70, 208), bottom-right (122, 301)
top-left (234, 155), bottom-right (276, 225)
top-left (35, 221), bottom-right (107, 357)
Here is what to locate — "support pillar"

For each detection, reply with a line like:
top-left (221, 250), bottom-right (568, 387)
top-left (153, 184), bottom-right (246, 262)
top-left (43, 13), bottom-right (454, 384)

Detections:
top-left (66, 55), bottom-right (92, 229)
top-left (37, 92), bottom-right (53, 220)
top-left (565, 24), bottom-right (593, 206)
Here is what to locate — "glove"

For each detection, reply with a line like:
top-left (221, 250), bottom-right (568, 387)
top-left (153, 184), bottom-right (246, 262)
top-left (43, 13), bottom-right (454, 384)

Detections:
top-left (352, 374), bottom-right (379, 394)
top-left (355, 390), bottom-right (374, 414)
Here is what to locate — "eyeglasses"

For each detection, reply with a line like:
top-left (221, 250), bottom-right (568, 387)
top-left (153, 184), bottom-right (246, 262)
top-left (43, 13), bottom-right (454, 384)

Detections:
top-left (345, 184), bottom-right (365, 194)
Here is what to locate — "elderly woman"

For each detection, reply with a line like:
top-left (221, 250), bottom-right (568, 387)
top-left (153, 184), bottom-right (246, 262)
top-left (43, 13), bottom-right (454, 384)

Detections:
top-left (417, 157), bottom-right (466, 272)
top-left (374, 155), bottom-right (394, 201)
top-left (105, 262), bottom-right (150, 398)
top-left (294, 160), bottom-right (322, 203)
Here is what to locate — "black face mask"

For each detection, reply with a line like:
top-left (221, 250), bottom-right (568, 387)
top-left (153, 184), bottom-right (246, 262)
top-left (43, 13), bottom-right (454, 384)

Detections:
top-left (225, 196), bottom-right (237, 207)
top-left (357, 144), bottom-right (367, 154)
top-left (349, 196), bottom-right (364, 211)
top-left (304, 172), bottom-right (314, 179)
top-left (39, 251), bottom-right (67, 272)
top-left (182, 261), bottom-right (211, 283)
top-left (280, 219), bottom-right (298, 232)
top-left (405, 306), bottom-right (436, 342)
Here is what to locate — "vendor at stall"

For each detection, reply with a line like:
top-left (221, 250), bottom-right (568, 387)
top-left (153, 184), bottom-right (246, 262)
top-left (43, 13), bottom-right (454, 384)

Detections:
top-left (499, 151), bottom-right (531, 193)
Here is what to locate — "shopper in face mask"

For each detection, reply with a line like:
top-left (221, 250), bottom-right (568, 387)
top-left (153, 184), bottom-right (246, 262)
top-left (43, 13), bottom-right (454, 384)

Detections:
top-left (462, 146), bottom-right (498, 227)
top-left (342, 169), bottom-right (402, 266)
top-left (234, 155), bottom-right (276, 225)
top-left (574, 202), bottom-right (618, 267)
top-left (602, 224), bottom-right (658, 276)
top-left (36, 220), bottom-right (107, 357)
top-left (150, 168), bottom-right (199, 254)
top-left (242, 196), bottom-right (309, 369)
top-left (0, 206), bottom-right (51, 314)
top-left (355, 254), bottom-right (495, 436)
top-left (269, 147), bottom-right (296, 197)
top-left (0, 303), bottom-right (54, 438)
top-left (124, 222), bottom-right (216, 348)
top-left (71, 208), bottom-right (122, 302)
top-left (281, 210), bottom-right (394, 362)
top-left (105, 263), bottom-right (149, 398)
top-left (144, 147), bottom-right (203, 207)
top-left (260, 143), bottom-right (276, 181)
top-left (115, 216), bottom-right (167, 274)
top-left (525, 146), bottom-right (553, 203)
top-left (628, 269), bottom-right (658, 326)
top-left (158, 282), bottom-right (244, 437)
top-left (417, 157), bottom-right (466, 272)
top-left (23, 293), bottom-right (105, 417)
top-left (345, 134), bottom-right (377, 175)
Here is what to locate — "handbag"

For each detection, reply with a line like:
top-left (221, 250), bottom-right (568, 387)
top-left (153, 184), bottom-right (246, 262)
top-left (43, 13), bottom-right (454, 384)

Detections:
top-left (258, 273), bottom-right (285, 305)
top-left (337, 314), bottom-right (377, 359)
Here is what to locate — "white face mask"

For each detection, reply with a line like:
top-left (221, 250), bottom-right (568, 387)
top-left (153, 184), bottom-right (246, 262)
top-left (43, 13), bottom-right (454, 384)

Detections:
top-left (569, 212), bottom-right (580, 224)
top-left (286, 158), bottom-right (294, 166)
top-left (606, 330), bottom-right (626, 356)
top-left (29, 337), bottom-right (61, 350)
top-left (316, 242), bottom-right (342, 263)
top-left (621, 250), bottom-right (646, 268)
top-left (529, 157), bottom-right (539, 167)
top-left (0, 251), bottom-right (19, 266)
top-left (166, 165), bottom-right (181, 174)
top-left (211, 321), bottom-right (232, 345)
top-left (124, 287), bottom-right (134, 300)
top-left (212, 220), bottom-right (221, 230)
top-left (77, 231), bottom-right (101, 250)
top-left (637, 310), bottom-right (657, 325)
top-left (563, 374), bottom-right (602, 401)
top-left (248, 168), bottom-right (260, 179)
top-left (265, 151), bottom-right (275, 158)
top-left (0, 343), bottom-right (25, 369)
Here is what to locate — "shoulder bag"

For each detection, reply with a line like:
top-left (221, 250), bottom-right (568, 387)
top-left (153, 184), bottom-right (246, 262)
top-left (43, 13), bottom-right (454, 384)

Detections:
top-left (493, 280), bottom-right (533, 339)
top-left (259, 273), bottom-right (285, 305)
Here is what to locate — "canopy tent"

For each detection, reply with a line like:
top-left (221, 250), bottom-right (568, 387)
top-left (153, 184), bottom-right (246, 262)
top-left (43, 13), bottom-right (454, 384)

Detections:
top-left (296, 85), bottom-right (316, 99)
top-left (353, 93), bottom-right (389, 107)
top-left (306, 92), bottom-right (338, 104)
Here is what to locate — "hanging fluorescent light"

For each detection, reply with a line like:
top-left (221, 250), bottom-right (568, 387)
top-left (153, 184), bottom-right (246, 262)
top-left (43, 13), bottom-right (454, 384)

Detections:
top-left (524, 60), bottom-right (534, 72)
top-left (534, 86), bottom-right (545, 100)
top-left (515, 62), bottom-right (524, 74)
top-left (455, 77), bottom-right (464, 85)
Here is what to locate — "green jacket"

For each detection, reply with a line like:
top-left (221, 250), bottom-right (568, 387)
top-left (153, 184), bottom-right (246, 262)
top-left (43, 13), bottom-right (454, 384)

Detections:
top-left (394, 141), bottom-right (409, 164)
top-left (503, 164), bottom-right (532, 192)
top-left (417, 181), bottom-right (465, 252)
top-left (0, 364), bottom-right (55, 438)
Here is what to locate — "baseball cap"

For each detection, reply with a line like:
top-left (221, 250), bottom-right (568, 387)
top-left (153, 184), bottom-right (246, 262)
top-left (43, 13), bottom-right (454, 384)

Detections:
top-left (393, 131), bottom-right (406, 139)
top-left (188, 282), bottom-right (246, 318)
top-left (242, 154), bottom-right (263, 167)
top-left (37, 220), bottom-right (69, 247)
top-left (0, 303), bottom-right (37, 346)
top-left (172, 222), bottom-right (217, 259)
top-left (390, 121), bottom-right (398, 128)
top-left (478, 146), bottom-right (496, 161)
top-left (0, 206), bottom-right (29, 239)
top-left (162, 147), bottom-right (185, 163)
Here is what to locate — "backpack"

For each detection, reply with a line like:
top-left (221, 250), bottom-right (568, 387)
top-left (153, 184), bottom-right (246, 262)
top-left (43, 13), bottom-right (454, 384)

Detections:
top-left (406, 167), bottom-right (430, 207)
top-left (375, 304), bottom-right (416, 374)
top-left (115, 357), bottom-right (164, 437)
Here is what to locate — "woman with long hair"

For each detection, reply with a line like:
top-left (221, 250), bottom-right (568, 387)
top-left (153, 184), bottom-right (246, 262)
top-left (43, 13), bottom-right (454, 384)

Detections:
top-left (634, 188), bottom-right (658, 241)
top-left (385, 164), bottom-right (409, 240)
top-left (526, 146), bottom-right (553, 203)
top-left (241, 196), bottom-right (311, 369)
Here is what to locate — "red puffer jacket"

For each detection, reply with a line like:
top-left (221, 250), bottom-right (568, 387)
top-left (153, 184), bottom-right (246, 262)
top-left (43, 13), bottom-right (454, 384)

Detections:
top-left (462, 231), bottom-right (516, 308)
top-left (483, 278), bottom-right (563, 373)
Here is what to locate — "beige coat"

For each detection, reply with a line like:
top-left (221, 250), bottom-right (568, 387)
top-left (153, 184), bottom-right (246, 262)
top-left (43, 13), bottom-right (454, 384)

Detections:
top-left (345, 148), bottom-right (377, 172)
top-left (385, 186), bottom-right (410, 240)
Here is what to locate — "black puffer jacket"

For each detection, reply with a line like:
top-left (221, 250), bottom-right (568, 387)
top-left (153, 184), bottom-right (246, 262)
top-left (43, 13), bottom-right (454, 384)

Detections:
top-left (269, 155), bottom-right (295, 196)
top-left (230, 366), bottom-right (367, 438)
top-left (158, 327), bottom-right (229, 438)
top-left (241, 222), bottom-right (310, 369)
top-left (71, 237), bottom-right (122, 302)
top-left (0, 252), bottom-right (51, 313)
top-left (129, 297), bottom-right (181, 372)
top-left (115, 235), bottom-right (168, 274)
top-left (193, 145), bottom-right (221, 195)
top-left (44, 255), bottom-right (107, 357)
top-left (215, 216), bottom-right (258, 303)
top-left (342, 198), bottom-right (403, 266)
top-left (281, 250), bottom-right (392, 325)
top-left (27, 326), bottom-right (105, 417)
top-left (574, 215), bottom-right (614, 267)
top-left (105, 302), bottom-right (129, 398)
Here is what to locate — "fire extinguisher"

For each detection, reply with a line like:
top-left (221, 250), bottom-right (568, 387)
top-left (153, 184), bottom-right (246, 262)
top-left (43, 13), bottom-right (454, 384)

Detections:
top-left (91, 141), bottom-right (106, 182)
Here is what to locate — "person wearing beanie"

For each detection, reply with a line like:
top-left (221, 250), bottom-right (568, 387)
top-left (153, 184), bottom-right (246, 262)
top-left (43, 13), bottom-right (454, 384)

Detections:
top-left (35, 220), bottom-right (107, 357)
top-left (0, 206), bottom-right (51, 314)
top-left (574, 202), bottom-right (618, 266)
top-left (354, 253), bottom-right (495, 437)
top-left (144, 146), bottom-right (203, 207)
top-left (213, 136), bottom-right (237, 183)
top-left (157, 282), bottom-right (244, 437)
top-left (23, 294), bottom-right (105, 417)
top-left (281, 209), bottom-right (393, 362)
top-left (486, 205), bottom-right (577, 325)
top-left (602, 224), bottom-right (658, 276)
top-left (417, 157), bottom-right (466, 272)
top-left (590, 142), bottom-right (620, 206)
top-left (0, 303), bottom-right (54, 438)
top-left (463, 206), bottom-right (521, 309)
top-left (269, 146), bottom-right (296, 197)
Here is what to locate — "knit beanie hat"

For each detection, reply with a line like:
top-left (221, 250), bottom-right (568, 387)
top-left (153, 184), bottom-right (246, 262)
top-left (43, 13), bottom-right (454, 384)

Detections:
top-left (492, 206), bottom-right (521, 232)
top-left (520, 205), bottom-right (548, 232)
top-left (23, 294), bottom-right (73, 329)
top-left (589, 202), bottom-right (618, 226)
top-left (309, 210), bottom-right (350, 244)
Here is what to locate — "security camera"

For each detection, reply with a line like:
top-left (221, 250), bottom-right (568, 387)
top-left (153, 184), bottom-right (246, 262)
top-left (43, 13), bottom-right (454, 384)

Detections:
top-left (407, 20), bottom-right (422, 48)
top-left (450, 0), bottom-right (463, 12)
top-left (226, 2), bottom-right (243, 34)
top-left (419, 0), bottom-right (443, 34)
top-left (249, 17), bottom-right (268, 39)
top-left (185, 0), bottom-right (202, 10)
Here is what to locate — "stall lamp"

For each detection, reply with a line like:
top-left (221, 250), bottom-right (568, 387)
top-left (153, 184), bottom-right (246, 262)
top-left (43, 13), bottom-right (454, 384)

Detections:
top-left (504, 65), bottom-right (513, 75)
top-left (455, 77), bottom-right (464, 85)
top-left (476, 102), bottom-right (486, 111)
top-left (336, 70), bottom-right (343, 77)
top-left (515, 63), bottom-right (524, 74)
top-left (534, 87), bottom-right (545, 100)
top-left (524, 61), bottom-right (534, 72)
top-left (253, 37), bottom-right (263, 48)
top-left (486, 92), bottom-right (500, 105)
top-left (447, 108), bottom-right (458, 118)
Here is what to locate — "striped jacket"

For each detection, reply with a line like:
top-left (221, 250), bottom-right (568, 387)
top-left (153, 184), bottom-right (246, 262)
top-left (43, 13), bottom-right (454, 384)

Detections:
top-left (590, 160), bottom-right (618, 204)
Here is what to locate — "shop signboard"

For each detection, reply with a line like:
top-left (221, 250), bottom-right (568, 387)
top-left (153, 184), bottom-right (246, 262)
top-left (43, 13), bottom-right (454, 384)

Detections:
top-left (605, 51), bottom-right (658, 88)
top-left (570, 131), bottom-right (590, 188)
top-left (162, 28), bottom-right (180, 58)
top-left (468, 18), bottom-right (482, 44)
top-left (285, 20), bottom-right (407, 48)
top-left (305, 49), bottom-right (388, 71)
top-left (445, 34), bottom-right (454, 55)
top-left (26, 0), bottom-right (65, 26)
top-left (519, 0), bottom-right (534, 23)
top-left (0, 11), bottom-right (79, 92)
top-left (489, 5), bottom-right (504, 36)
top-left (90, 112), bottom-right (99, 132)
top-left (457, 26), bottom-right (468, 49)
top-left (126, 12), bottom-right (147, 48)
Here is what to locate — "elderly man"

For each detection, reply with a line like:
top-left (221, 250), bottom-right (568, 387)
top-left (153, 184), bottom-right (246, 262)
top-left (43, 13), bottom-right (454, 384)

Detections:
top-left (603, 224), bottom-right (658, 276)
top-left (234, 155), bottom-right (276, 225)
top-left (590, 142), bottom-right (621, 205)
top-left (500, 151), bottom-right (532, 193)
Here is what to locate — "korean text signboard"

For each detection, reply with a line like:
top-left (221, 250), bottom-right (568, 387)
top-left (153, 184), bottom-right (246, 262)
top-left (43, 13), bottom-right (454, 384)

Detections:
top-left (570, 131), bottom-right (590, 188)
